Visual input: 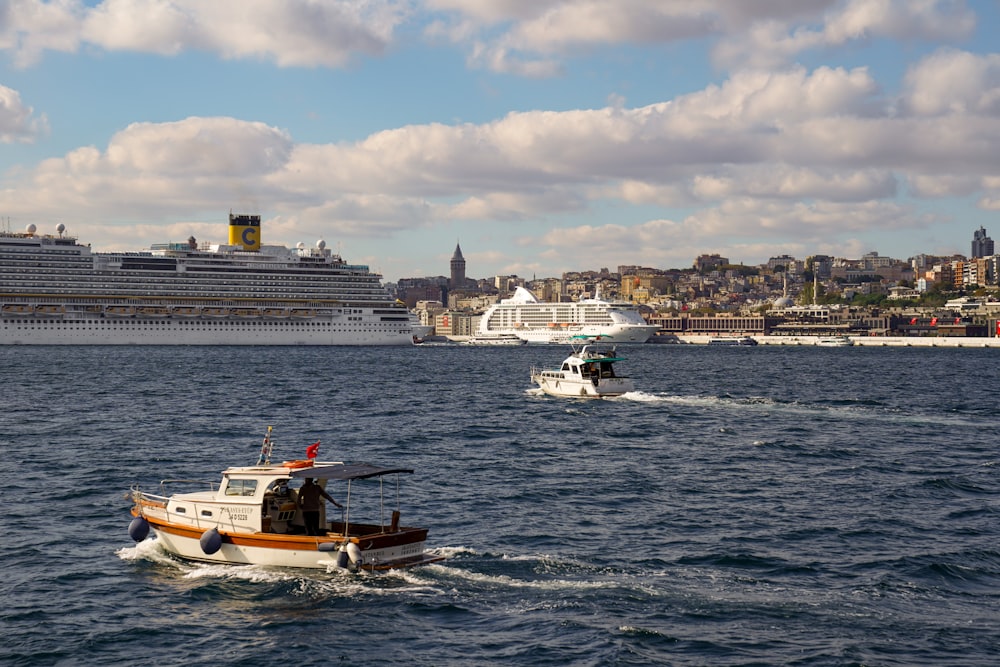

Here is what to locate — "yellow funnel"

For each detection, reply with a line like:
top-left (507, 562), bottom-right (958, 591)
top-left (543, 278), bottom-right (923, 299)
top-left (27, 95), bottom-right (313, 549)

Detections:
top-left (228, 213), bottom-right (261, 251)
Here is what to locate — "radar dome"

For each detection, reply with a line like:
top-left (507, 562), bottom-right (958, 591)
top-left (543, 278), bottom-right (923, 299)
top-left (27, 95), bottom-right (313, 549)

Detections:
top-left (773, 296), bottom-right (794, 308)
top-left (317, 239), bottom-right (326, 250)
top-left (56, 223), bottom-right (66, 235)
top-left (26, 223), bottom-right (37, 235)
top-left (296, 242), bottom-right (305, 250)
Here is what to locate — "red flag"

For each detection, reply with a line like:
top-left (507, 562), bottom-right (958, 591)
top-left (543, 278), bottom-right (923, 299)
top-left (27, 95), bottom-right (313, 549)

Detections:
top-left (305, 441), bottom-right (320, 459)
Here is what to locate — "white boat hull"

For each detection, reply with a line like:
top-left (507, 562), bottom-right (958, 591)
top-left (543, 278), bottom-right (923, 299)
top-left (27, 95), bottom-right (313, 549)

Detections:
top-left (147, 523), bottom-right (435, 570)
top-left (0, 317), bottom-right (414, 345)
top-left (532, 373), bottom-right (634, 398)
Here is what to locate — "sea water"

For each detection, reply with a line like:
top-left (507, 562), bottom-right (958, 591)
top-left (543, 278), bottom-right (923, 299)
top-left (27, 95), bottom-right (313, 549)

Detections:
top-left (2, 344), bottom-right (998, 666)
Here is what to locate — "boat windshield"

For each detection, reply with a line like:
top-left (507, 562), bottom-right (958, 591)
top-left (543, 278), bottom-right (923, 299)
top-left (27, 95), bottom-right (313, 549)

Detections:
top-left (224, 479), bottom-right (259, 496)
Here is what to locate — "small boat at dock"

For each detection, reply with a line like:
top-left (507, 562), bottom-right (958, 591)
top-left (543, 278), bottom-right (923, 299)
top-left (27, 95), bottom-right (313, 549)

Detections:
top-left (815, 335), bottom-right (854, 347)
top-left (463, 334), bottom-right (527, 346)
top-left (707, 335), bottom-right (758, 346)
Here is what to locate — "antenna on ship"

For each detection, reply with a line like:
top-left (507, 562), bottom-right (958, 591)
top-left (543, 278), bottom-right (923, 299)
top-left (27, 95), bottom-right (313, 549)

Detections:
top-left (257, 425), bottom-right (274, 465)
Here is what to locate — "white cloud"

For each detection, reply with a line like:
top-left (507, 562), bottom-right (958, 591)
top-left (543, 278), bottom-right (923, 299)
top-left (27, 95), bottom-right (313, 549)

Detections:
top-left (2, 0), bottom-right (405, 68)
top-left (713, 0), bottom-right (975, 70)
top-left (0, 0), bottom-right (980, 78)
top-left (427, 0), bottom-right (974, 76)
top-left (0, 84), bottom-right (48, 142)
top-left (0, 0), bottom-right (82, 67)
top-left (1, 53), bottom-right (998, 268)
top-left (902, 49), bottom-right (1000, 116)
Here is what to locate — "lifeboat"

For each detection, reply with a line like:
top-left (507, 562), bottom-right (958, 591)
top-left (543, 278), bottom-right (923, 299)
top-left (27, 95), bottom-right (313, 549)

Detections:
top-left (34, 304), bottom-right (66, 317)
top-left (105, 306), bottom-right (136, 318)
top-left (1, 304), bottom-right (33, 317)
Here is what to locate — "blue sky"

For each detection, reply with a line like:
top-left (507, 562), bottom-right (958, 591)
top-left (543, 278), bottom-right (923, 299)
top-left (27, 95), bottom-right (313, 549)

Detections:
top-left (2, 0), bottom-right (999, 282)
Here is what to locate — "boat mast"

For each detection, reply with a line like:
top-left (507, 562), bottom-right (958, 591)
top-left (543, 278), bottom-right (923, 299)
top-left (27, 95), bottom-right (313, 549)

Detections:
top-left (257, 425), bottom-right (274, 465)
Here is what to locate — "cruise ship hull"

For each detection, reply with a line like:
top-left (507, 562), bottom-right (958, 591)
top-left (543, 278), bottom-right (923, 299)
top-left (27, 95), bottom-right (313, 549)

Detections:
top-left (0, 213), bottom-right (416, 346)
top-left (0, 317), bottom-right (413, 345)
top-left (513, 323), bottom-right (658, 344)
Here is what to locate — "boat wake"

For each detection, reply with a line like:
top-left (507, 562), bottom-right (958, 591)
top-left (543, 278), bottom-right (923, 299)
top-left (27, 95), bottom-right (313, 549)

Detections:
top-left (609, 391), bottom-right (990, 427)
top-left (403, 551), bottom-right (624, 594)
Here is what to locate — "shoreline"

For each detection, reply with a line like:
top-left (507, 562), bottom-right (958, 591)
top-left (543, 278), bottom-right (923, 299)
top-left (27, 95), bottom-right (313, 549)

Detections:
top-left (671, 334), bottom-right (1000, 348)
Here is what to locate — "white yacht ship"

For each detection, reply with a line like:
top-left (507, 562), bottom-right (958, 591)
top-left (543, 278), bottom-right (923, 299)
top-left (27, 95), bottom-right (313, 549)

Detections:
top-left (474, 286), bottom-right (659, 344)
top-left (0, 213), bottom-right (415, 345)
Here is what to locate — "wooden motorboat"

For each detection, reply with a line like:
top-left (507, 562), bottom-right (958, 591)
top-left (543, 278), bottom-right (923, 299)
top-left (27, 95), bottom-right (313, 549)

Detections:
top-left (127, 428), bottom-right (444, 571)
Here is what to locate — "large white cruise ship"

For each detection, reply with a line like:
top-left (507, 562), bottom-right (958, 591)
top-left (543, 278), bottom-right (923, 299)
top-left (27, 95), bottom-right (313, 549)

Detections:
top-left (474, 286), bottom-right (659, 344)
top-left (0, 213), bottom-right (416, 345)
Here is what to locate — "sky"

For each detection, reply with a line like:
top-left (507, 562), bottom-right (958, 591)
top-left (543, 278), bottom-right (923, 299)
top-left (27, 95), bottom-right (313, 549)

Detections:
top-left (1, 1), bottom-right (999, 283)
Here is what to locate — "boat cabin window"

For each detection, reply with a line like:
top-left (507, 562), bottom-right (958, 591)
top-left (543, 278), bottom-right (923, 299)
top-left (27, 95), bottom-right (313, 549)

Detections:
top-left (224, 479), bottom-right (258, 497)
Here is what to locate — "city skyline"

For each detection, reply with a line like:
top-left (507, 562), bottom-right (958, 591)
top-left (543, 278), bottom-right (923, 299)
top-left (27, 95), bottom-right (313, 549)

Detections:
top-left (2, 1), bottom-right (999, 282)
top-left (424, 226), bottom-right (993, 284)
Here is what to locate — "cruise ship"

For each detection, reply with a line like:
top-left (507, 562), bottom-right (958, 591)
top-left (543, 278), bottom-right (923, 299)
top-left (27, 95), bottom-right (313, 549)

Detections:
top-left (0, 213), bottom-right (416, 345)
top-left (474, 286), bottom-right (659, 344)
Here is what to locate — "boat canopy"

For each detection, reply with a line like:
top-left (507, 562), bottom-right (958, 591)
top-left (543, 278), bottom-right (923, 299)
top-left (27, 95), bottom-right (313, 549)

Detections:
top-left (581, 355), bottom-right (625, 363)
top-left (288, 463), bottom-right (414, 481)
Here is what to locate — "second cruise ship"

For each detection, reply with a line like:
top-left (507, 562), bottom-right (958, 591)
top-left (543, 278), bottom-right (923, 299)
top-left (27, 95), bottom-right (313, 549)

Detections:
top-left (474, 286), bottom-right (659, 344)
top-left (0, 212), bottom-right (416, 345)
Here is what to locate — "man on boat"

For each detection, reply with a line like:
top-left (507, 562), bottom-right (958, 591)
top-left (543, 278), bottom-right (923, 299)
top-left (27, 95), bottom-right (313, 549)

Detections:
top-left (298, 478), bottom-right (342, 536)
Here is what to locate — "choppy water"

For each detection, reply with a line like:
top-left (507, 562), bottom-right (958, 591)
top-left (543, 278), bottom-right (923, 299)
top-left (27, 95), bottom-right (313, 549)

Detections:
top-left (2, 344), bottom-right (999, 666)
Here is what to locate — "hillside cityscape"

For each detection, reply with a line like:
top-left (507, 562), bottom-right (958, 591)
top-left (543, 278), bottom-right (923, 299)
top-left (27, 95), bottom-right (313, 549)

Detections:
top-left (393, 226), bottom-right (1000, 340)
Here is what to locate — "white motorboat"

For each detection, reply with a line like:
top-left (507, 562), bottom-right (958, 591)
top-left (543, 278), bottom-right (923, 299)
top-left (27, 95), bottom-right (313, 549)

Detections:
top-left (816, 336), bottom-right (854, 347)
top-left (126, 428), bottom-right (444, 572)
top-left (707, 335), bottom-right (758, 346)
top-left (530, 337), bottom-right (634, 398)
top-left (463, 334), bottom-right (527, 346)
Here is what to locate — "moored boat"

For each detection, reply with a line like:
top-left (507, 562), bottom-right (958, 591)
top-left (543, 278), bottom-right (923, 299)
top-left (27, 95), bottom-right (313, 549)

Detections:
top-left (530, 336), bottom-right (634, 398)
top-left (475, 285), bottom-right (659, 344)
top-left (815, 335), bottom-right (854, 347)
top-left (126, 428), bottom-right (444, 572)
top-left (0, 214), bottom-right (415, 345)
top-left (463, 333), bottom-right (527, 346)
top-left (707, 335), bottom-right (758, 346)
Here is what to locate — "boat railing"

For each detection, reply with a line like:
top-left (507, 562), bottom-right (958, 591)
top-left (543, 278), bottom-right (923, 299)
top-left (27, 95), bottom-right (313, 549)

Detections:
top-left (155, 478), bottom-right (219, 496)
